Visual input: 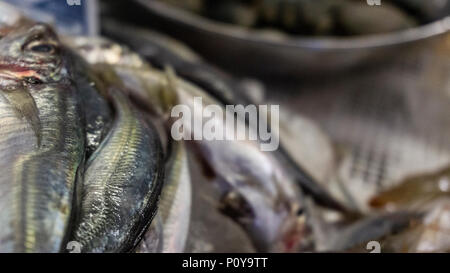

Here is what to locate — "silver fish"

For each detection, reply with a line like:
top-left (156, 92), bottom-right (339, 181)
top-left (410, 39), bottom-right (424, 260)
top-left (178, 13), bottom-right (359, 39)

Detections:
top-left (68, 37), bottom-right (325, 252)
top-left (305, 198), bottom-right (421, 252)
top-left (138, 139), bottom-right (192, 253)
top-left (69, 37), bottom-right (192, 253)
top-left (184, 149), bottom-right (256, 253)
top-left (67, 49), bottom-right (113, 157)
top-left (99, 24), bottom-right (350, 212)
top-left (381, 198), bottom-right (450, 253)
top-left (0, 23), bottom-right (85, 252)
top-left (164, 71), bottom-right (305, 252)
top-left (70, 88), bottom-right (164, 253)
top-left (136, 213), bottom-right (164, 253)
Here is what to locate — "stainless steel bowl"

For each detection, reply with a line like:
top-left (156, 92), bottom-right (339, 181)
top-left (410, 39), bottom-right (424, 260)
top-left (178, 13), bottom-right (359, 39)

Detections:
top-left (132, 0), bottom-right (450, 78)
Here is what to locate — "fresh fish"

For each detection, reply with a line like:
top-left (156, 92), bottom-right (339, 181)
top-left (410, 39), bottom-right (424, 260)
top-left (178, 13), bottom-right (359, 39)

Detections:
top-left (100, 25), bottom-right (349, 213)
top-left (158, 139), bottom-right (191, 253)
top-left (68, 37), bottom-right (344, 252)
top-left (368, 167), bottom-right (450, 252)
top-left (136, 213), bottom-right (164, 253)
top-left (381, 198), bottom-right (450, 253)
top-left (305, 198), bottom-right (422, 252)
top-left (166, 72), bottom-right (305, 252)
top-left (70, 88), bottom-right (164, 253)
top-left (184, 149), bottom-right (256, 253)
top-left (69, 37), bottom-right (192, 253)
top-left (0, 23), bottom-right (85, 252)
top-left (66, 50), bottom-right (113, 157)
top-left (137, 139), bottom-right (192, 253)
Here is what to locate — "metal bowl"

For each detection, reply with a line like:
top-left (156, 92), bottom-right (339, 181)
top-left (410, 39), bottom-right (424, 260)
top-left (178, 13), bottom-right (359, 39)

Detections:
top-left (131, 0), bottom-right (450, 79)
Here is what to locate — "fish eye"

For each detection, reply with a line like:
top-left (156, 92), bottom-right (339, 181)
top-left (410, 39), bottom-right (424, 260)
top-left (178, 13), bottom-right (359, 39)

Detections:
top-left (29, 43), bottom-right (56, 54)
top-left (30, 44), bottom-right (53, 53)
top-left (23, 36), bottom-right (58, 55)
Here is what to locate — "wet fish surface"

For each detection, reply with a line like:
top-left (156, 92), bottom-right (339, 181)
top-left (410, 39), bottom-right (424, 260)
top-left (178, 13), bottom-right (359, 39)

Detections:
top-left (137, 139), bottom-right (192, 253)
top-left (70, 88), bottom-right (164, 253)
top-left (101, 23), bottom-right (350, 213)
top-left (0, 23), bottom-right (85, 252)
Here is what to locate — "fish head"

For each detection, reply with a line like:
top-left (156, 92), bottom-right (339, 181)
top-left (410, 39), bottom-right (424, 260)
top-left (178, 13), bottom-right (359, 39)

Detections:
top-left (0, 23), bottom-right (65, 86)
top-left (219, 180), bottom-right (306, 253)
top-left (204, 140), bottom-right (306, 253)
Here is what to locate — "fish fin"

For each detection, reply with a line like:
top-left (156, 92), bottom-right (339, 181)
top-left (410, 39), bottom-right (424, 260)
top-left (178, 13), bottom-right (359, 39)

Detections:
top-left (4, 87), bottom-right (41, 146)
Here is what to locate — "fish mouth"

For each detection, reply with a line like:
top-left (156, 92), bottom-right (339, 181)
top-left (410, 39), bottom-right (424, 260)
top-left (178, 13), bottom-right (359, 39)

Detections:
top-left (0, 69), bottom-right (39, 80)
top-left (0, 60), bottom-right (40, 81)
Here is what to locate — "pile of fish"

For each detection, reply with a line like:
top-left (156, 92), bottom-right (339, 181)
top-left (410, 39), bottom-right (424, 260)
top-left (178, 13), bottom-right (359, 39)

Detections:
top-left (0, 4), bottom-right (448, 253)
top-left (155, 0), bottom-right (449, 35)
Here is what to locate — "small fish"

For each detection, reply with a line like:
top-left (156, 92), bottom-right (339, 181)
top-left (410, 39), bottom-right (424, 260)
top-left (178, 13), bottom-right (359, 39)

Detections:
top-left (68, 37), bottom-right (345, 252)
top-left (99, 25), bottom-right (349, 213)
top-left (0, 23), bottom-right (85, 252)
top-left (167, 73), bottom-right (305, 252)
top-left (69, 38), bottom-right (192, 252)
top-left (381, 198), bottom-right (450, 253)
top-left (136, 213), bottom-right (164, 253)
top-left (184, 149), bottom-right (256, 253)
top-left (137, 139), bottom-right (192, 253)
top-left (369, 167), bottom-right (450, 252)
top-left (70, 88), bottom-right (164, 253)
top-left (158, 139), bottom-right (192, 253)
top-left (305, 198), bottom-right (422, 252)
